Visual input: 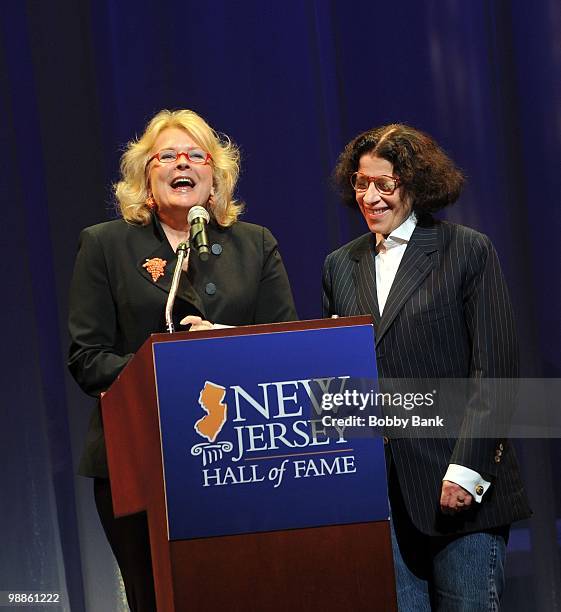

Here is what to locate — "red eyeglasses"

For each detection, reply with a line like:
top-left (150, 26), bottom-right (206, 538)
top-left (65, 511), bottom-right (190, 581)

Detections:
top-left (146, 147), bottom-right (212, 168)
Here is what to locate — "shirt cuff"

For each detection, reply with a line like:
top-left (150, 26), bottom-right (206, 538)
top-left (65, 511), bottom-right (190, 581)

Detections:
top-left (444, 464), bottom-right (491, 503)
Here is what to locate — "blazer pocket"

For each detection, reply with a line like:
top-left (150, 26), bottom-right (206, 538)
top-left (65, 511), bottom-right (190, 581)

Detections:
top-left (412, 301), bottom-right (459, 325)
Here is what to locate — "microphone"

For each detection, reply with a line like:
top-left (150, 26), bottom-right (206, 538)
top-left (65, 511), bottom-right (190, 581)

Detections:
top-left (188, 206), bottom-right (210, 261)
top-left (165, 241), bottom-right (188, 333)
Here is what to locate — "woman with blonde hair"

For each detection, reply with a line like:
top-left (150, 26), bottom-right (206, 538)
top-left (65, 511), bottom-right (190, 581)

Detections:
top-left (68, 109), bottom-right (297, 611)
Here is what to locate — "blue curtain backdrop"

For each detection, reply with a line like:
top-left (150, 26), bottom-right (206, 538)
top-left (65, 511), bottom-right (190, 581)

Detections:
top-left (1, 0), bottom-right (560, 610)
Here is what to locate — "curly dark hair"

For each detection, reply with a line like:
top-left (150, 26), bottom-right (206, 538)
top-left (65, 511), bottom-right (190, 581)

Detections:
top-left (334, 123), bottom-right (465, 213)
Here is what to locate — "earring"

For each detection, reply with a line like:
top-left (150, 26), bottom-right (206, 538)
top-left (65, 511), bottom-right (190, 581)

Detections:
top-left (146, 194), bottom-right (157, 210)
top-left (207, 186), bottom-right (216, 208)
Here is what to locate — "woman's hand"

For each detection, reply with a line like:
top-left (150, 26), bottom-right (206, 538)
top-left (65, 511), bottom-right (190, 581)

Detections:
top-left (440, 480), bottom-right (473, 514)
top-left (180, 315), bottom-right (214, 331)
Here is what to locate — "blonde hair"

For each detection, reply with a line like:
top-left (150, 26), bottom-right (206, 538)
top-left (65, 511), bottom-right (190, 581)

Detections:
top-left (114, 109), bottom-right (242, 226)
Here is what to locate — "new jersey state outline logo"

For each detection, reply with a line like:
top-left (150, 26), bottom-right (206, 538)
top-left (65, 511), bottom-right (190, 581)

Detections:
top-left (194, 381), bottom-right (227, 442)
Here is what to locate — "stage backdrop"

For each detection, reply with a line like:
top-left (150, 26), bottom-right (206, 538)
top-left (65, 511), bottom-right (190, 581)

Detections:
top-left (1, 1), bottom-right (560, 610)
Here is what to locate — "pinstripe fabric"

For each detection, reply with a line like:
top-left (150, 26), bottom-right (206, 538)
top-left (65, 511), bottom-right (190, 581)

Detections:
top-left (323, 217), bottom-right (531, 535)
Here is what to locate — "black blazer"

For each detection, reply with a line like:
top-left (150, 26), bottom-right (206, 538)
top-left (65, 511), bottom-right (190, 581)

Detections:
top-left (68, 215), bottom-right (297, 477)
top-left (322, 216), bottom-right (531, 535)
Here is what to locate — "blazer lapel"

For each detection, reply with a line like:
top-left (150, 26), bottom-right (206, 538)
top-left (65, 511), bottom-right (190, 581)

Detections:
top-left (375, 221), bottom-right (439, 346)
top-left (350, 234), bottom-right (381, 329)
top-left (136, 216), bottom-right (207, 318)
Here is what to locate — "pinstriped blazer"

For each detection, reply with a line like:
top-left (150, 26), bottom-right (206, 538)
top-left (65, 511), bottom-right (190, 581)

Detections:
top-left (322, 216), bottom-right (531, 535)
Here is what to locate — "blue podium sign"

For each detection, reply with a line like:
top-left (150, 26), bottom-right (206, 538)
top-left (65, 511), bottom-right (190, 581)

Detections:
top-left (153, 323), bottom-right (388, 540)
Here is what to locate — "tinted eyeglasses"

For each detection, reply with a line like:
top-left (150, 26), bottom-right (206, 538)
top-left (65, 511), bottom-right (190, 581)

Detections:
top-left (350, 172), bottom-right (400, 195)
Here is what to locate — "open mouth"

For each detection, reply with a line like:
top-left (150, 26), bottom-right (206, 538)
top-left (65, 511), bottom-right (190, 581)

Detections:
top-left (170, 176), bottom-right (195, 191)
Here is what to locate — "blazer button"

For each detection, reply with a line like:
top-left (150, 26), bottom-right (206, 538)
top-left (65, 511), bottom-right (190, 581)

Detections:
top-left (475, 485), bottom-right (484, 496)
top-left (211, 243), bottom-right (222, 256)
top-left (494, 455), bottom-right (501, 463)
top-left (205, 282), bottom-right (217, 295)
top-left (496, 449), bottom-right (502, 457)
top-left (499, 443), bottom-right (504, 451)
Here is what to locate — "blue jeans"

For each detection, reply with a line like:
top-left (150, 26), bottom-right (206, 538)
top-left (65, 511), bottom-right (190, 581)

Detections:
top-left (390, 514), bottom-right (507, 611)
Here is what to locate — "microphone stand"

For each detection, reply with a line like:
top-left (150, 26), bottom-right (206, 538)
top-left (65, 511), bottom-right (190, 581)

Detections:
top-left (165, 241), bottom-right (189, 333)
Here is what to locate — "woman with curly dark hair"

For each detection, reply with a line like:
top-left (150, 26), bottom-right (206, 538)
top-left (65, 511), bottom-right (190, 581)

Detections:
top-left (323, 124), bottom-right (530, 610)
top-left (333, 123), bottom-right (465, 221)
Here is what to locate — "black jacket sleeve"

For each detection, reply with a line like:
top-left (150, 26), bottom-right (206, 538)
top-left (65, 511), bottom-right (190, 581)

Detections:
top-left (253, 227), bottom-right (298, 323)
top-left (67, 228), bottom-right (133, 397)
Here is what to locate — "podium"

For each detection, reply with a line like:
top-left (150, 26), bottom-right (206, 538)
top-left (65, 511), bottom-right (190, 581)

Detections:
top-left (101, 316), bottom-right (397, 611)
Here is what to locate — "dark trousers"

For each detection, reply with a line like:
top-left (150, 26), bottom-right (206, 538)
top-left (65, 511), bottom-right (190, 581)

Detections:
top-left (94, 478), bottom-right (157, 612)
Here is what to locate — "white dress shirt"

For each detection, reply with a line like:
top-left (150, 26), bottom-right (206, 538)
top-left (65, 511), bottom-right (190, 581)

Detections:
top-left (376, 213), bottom-right (490, 503)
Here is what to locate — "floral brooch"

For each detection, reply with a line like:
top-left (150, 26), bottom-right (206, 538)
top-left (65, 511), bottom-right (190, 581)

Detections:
top-left (143, 257), bottom-right (167, 282)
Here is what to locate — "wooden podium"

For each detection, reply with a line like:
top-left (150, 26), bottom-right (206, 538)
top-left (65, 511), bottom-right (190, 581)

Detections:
top-left (101, 316), bottom-right (397, 611)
